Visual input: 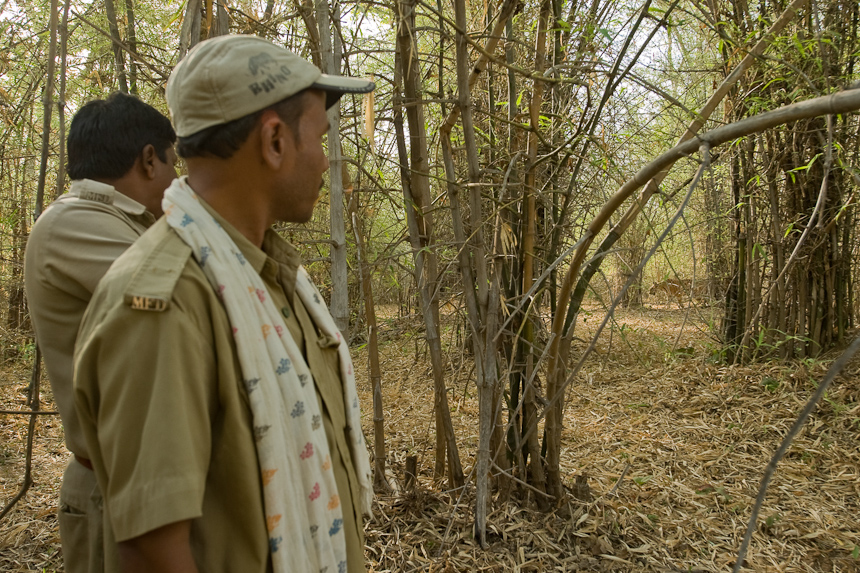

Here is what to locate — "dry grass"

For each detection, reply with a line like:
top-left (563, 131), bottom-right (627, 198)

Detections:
top-left (2, 304), bottom-right (859, 572)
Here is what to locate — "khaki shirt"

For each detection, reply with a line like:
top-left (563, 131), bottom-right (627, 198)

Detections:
top-left (24, 179), bottom-right (155, 457)
top-left (74, 200), bottom-right (364, 572)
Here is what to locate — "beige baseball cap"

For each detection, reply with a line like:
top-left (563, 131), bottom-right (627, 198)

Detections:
top-left (167, 35), bottom-right (375, 137)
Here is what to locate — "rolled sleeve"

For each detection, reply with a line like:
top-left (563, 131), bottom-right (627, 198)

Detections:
top-left (75, 303), bottom-right (216, 542)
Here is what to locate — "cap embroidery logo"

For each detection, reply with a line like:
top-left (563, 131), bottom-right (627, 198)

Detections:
top-left (247, 52), bottom-right (293, 96)
top-left (248, 52), bottom-right (276, 75)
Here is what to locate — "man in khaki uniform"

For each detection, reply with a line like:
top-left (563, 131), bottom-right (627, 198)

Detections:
top-left (24, 92), bottom-right (177, 573)
top-left (74, 36), bottom-right (374, 573)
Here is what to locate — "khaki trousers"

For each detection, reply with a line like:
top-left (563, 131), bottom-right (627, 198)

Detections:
top-left (58, 458), bottom-right (117, 573)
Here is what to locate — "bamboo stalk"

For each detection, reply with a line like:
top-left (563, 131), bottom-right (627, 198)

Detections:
top-left (104, 0), bottom-right (128, 93)
top-left (394, 0), bottom-right (464, 486)
top-left (54, 0), bottom-right (70, 200)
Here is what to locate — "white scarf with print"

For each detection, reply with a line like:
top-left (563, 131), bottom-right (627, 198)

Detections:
top-left (163, 177), bottom-right (372, 573)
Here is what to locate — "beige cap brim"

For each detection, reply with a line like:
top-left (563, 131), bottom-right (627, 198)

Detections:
top-left (313, 75), bottom-right (376, 110)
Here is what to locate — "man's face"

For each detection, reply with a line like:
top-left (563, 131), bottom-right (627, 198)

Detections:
top-left (274, 91), bottom-right (330, 223)
top-left (148, 146), bottom-right (178, 217)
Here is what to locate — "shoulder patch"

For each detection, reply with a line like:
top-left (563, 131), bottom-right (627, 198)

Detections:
top-left (123, 233), bottom-right (193, 312)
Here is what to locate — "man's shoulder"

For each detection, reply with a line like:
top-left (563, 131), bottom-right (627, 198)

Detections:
top-left (30, 182), bottom-right (148, 242)
top-left (97, 219), bottom-right (197, 312)
top-left (29, 191), bottom-right (112, 235)
top-left (77, 221), bottom-right (223, 357)
top-left (40, 181), bottom-right (123, 216)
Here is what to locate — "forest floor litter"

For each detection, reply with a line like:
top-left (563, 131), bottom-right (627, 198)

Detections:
top-left (1, 304), bottom-right (859, 571)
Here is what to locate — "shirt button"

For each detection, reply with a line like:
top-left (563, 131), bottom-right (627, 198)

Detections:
top-left (281, 306), bottom-right (291, 319)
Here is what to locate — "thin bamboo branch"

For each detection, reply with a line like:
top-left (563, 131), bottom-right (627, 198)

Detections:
top-left (0, 410), bottom-right (59, 415)
top-left (73, 11), bottom-right (169, 80)
top-left (438, 0), bottom-right (517, 138)
top-left (733, 334), bottom-right (860, 572)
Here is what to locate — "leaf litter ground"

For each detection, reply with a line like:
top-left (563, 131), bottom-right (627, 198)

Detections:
top-left (1, 304), bottom-right (858, 572)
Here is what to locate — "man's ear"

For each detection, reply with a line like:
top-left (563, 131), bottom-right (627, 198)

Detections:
top-left (259, 110), bottom-right (295, 171)
top-left (139, 144), bottom-right (159, 180)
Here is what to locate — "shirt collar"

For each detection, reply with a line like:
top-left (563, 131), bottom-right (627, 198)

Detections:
top-left (69, 179), bottom-right (148, 215)
top-left (195, 193), bottom-right (301, 276)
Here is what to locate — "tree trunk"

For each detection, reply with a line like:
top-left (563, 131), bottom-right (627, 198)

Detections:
top-left (36, 0), bottom-right (59, 222)
top-left (315, 0), bottom-right (349, 340)
top-left (347, 187), bottom-right (389, 492)
top-left (124, 0), bottom-right (138, 94)
top-left (178, 0), bottom-right (202, 62)
top-left (104, 0), bottom-right (128, 93)
top-left (524, 0), bottom-right (556, 501)
top-left (394, 0), bottom-right (463, 487)
top-left (54, 0), bottom-right (71, 200)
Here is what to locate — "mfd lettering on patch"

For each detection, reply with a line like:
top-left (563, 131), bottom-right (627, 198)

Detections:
top-left (129, 296), bottom-right (168, 311)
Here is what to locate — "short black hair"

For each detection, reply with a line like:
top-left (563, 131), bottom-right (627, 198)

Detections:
top-left (176, 89), bottom-right (307, 159)
top-left (67, 92), bottom-right (176, 181)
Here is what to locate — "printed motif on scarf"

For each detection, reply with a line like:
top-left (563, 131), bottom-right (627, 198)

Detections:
top-left (277, 358), bottom-right (291, 374)
top-left (300, 442), bottom-right (314, 460)
top-left (267, 514), bottom-right (282, 531)
top-left (163, 178), bottom-right (372, 573)
top-left (261, 469), bottom-right (277, 486)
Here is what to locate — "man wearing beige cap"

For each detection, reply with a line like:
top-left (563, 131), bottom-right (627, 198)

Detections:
top-left (74, 35), bottom-right (374, 573)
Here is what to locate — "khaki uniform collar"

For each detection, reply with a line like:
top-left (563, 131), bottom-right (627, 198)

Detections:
top-left (195, 193), bottom-right (301, 276)
top-left (68, 179), bottom-right (148, 215)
